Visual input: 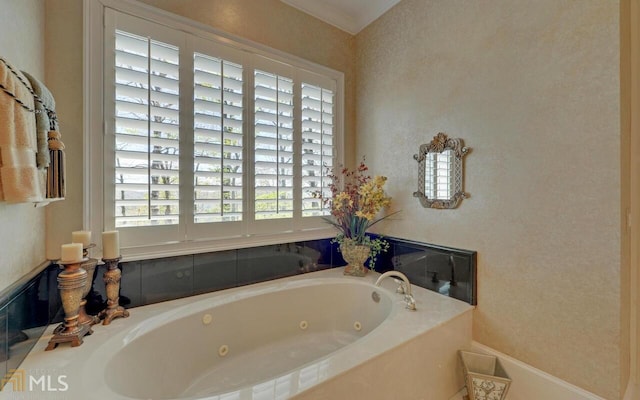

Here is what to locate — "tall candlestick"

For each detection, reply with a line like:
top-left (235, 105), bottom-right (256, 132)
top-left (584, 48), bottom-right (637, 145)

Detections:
top-left (72, 230), bottom-right (92, 248)
top-left (99, 256), bottom-right (129, 325)
top-left (102, 231), bottom-right (120, 259)
top-left (46, 260), bottom-right (90, 350)
top-left (61, 243), bottom-right (83, 263)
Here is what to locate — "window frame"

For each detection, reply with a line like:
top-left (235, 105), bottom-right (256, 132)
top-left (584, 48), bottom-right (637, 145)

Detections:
top-left (85, 0), bottom-right (344, 260)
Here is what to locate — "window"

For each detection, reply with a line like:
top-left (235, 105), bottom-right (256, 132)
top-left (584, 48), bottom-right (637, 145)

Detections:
top-left (193, 53), bottom-right (244, 224)
top-left (301, 83), bottom-right (334, 217)
top-left (91, 5), bottom-right (343, 257)
top-left (253, 69), bottom-right (294, 220)
top-left (113, 30), bottom-right (181, 228)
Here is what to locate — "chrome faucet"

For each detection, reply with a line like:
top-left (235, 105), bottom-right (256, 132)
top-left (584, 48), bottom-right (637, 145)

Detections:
top-left (375, 271), bottom-right (417, 311)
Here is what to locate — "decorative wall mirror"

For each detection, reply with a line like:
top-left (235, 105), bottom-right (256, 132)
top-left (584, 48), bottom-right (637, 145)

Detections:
top-left (413, 133), bottom-right (470, 209)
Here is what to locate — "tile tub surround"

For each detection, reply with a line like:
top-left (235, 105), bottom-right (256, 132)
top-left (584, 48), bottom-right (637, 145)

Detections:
top-left (0, 262), bottom-right (59, 390)
top-left (1, 268), bottom-right (473, 400)
top-left (385, 237), bottom-right (477, 305)
top-left (83, 236), bottom-right (475, 310)
top-left (0, 236), bottom-right (476, 389)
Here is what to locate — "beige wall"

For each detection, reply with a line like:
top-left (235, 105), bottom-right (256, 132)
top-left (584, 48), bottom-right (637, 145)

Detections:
top-left (355, 0), bottom-right (625, 398)
top-left (44, 0), bottom-right (84, 260)
top-left (0, 0), bottom-right (46, 293)
top-left (628, 0), bottom-right (640, 393)
top-left (7, 0), bottom-right (633, 397)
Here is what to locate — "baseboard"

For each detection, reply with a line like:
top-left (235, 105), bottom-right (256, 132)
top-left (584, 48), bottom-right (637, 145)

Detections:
top-left (470, 342), bottom-right (607, 400)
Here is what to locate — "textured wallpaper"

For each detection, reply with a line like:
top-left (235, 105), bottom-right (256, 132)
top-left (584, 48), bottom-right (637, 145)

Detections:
top-left (0, 0), bottom-right (46, 293)
top-left (355, 0), bottom-right (623, 398)
top-left (30, 0), bottom-right (629, 397)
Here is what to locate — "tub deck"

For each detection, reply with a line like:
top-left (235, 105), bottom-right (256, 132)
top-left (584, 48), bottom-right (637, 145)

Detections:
top-left (0, 268), bottom-right (473, 400)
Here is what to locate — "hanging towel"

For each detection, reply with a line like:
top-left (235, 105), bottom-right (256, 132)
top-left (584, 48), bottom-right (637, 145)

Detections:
top-left (22, 71), bottom-right (52, 169)
top-left (0, 57), bottom-right (44, 203)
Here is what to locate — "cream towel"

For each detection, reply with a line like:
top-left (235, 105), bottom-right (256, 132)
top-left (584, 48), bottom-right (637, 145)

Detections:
top-left (22, 71), bottom-right (51, 169)
top-left (0, 58), bottom-right (43, 202)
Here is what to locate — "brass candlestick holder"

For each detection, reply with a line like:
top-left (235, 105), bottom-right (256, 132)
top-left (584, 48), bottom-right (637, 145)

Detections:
top-left (78, 244), bottom-right (100, 328)
top-left (46, 258), bottom-right (91, 351)
top-left (98, 256), bottom-right (129, 325)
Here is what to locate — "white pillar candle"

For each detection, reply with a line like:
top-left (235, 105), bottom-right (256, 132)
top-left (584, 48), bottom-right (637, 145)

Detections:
top-left (71, 230), bottom-right (92, 248)
top-left (61, 243), bottom-right (83, 263)
top-left (102, 230), bottom-right (120, 259)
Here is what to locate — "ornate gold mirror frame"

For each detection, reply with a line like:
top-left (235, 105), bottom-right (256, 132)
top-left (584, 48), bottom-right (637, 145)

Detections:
top-left (413, 132), bottom-right (470, 209)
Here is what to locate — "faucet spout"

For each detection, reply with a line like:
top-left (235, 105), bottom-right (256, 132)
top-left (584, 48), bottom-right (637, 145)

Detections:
top-left (375, 271), bottom-right (417, 311)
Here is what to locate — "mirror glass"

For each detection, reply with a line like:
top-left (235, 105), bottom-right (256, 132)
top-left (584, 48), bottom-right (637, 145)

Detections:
top-left (414, 133), bottom-right (469, 209)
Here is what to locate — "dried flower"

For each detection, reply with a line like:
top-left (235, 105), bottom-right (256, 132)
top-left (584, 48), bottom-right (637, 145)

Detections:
top-left (314, 158), bottom-right (398, 270)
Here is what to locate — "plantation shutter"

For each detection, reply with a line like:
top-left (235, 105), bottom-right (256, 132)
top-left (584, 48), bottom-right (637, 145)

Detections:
top-left (193, 53), bottom-right (244, 224)
top-left (113, 29), bottom-right (180, 228)
top-left (254, 69), bottom-right (295, 220)
top-left (102, 7), bottom-right (343, 253)
top-left (301, 83), bottom-right (334, 217)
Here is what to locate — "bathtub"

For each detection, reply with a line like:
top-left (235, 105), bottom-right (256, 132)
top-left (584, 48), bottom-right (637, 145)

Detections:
top-left (3, 268), bottom-right (473, 400)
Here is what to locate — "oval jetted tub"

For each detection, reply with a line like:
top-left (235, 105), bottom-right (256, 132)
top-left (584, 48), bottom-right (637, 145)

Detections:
top-left (5, 268), bottom-right (473, 400)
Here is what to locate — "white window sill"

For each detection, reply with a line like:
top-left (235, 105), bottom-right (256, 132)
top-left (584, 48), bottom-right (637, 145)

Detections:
top-left (119, 227), bottom-right (337, 262)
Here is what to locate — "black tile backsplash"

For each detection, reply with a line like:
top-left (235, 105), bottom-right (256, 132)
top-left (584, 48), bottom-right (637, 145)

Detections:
top-left (120, 260), bottom-right (143, 308)
top-left (85, 259), bottom-right (144, 315)
top-left (237, 244), bottom-right (307, 285)
top-left (47, 265), bottom-right (63, 324)
top-left (193, 250), bottom-right (237, 295)
top-left (0, 263), bottom-right (60, 389)
top-left (0, 305), bottom-right (7, 383)
top-left (0, 236), bottom-right (476, 388)
top-left (390, 239), bottom-right (477, 305)
top-left (141, 255), bottom-right (194, 305)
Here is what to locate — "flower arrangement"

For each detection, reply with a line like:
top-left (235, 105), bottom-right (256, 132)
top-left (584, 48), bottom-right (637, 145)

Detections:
top-left (315, 159), bottom-right (396, 270)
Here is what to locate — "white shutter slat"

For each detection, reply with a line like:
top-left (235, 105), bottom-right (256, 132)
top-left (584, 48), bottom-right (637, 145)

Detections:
top-left (116, 101), bottom-right (179, 121)
top-left (193, 70), bottom-right (243, 93)
top-left (194, 170), bottom-right (242, 180)
top-left (116, 183), bottom-right (178, 191)
top-left (255, 123), bottom-right (293, 136)
top-left (150, 75), bottom-right (179, 94)
top-left (116, 199), bottom-right (180, 207)
top-left (116, 215), bottom-right (179, 223)
top-left (116, 82), bottom-right (179, 105)
top-left (195, 141), bottom-right (242, 154)
top-left (115, 167), bottom-right (180, 178)
top-left (115, 66), bottom-right (149, 85)
top-left (117, 149), bottom-right (179, 164)
top-left (194, 156), bottom-right (242, 167)
top-left (195, 198), bottom-right (243, 205)
top-left (150, 40), bottom-right (179, 62)
top-left (115, 31), bottom-right (148, 54)
top-left (194, 186), bottom-right (242, 194)
top-left (194, 113), bottom-right (222, 130)
top-left (254, 135), bottom-right (293, 148)
top-left (116, 131), bottom-right (179, 148)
